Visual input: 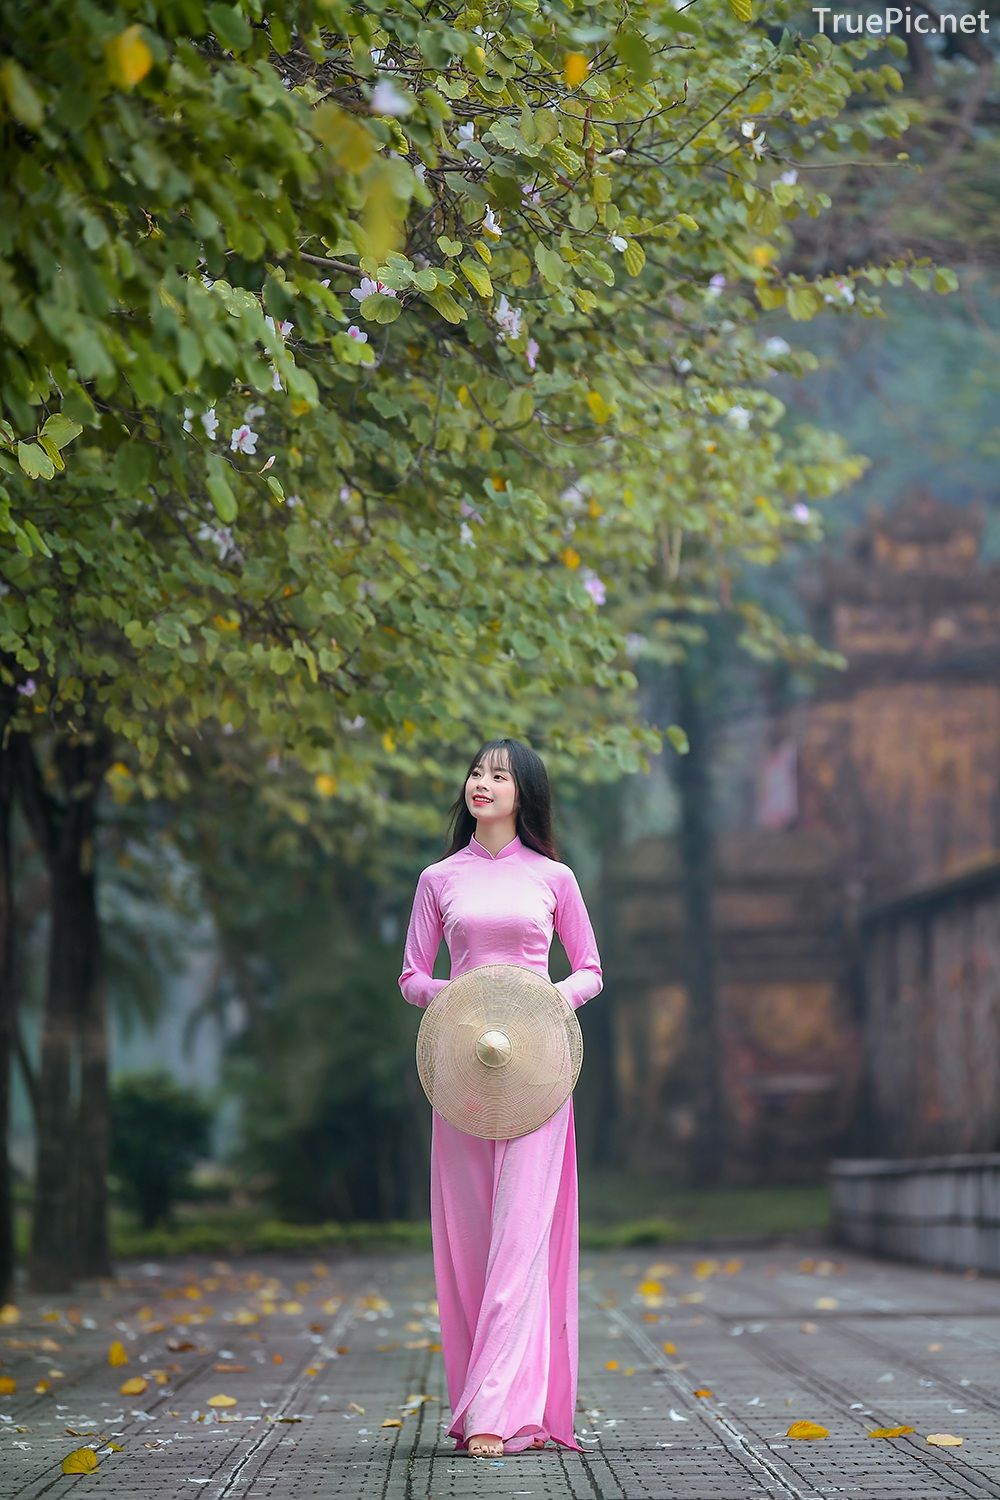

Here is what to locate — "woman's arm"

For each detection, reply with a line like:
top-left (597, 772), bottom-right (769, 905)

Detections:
top-left (552, 866), bottom-right (604, 1010)
top-left (398, 868), bottom-right (450, 1009)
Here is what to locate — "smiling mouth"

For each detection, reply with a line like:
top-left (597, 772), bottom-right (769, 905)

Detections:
top-left (472, 796), bottom-right (492, 804)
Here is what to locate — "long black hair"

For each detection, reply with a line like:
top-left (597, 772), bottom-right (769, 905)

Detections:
top-left (441, 737), bottom-right (559, 861)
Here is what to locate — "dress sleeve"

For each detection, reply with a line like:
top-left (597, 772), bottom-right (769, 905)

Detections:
top-left (398, 868), bottom-right (450, 1009)
top-left (552, 866), bottom-right (603, 1011)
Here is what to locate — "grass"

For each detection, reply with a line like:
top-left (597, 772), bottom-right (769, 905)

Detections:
top-left (14, 1180), bottom-right (832, 1263)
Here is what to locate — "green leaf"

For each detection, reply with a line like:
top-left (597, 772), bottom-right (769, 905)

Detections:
top-left (425, 287), bottom-right (467, 324)
top-left (623, 241), bottom-right (645, 277)
top-left (40, 414), bottom-right (84, 450)
top-left (510, 630), bottom-right (539, 660)
top-left (208, 4), bottom-right (252, 52)
top-left (359, 292), bottom-right (402, 323)
top-left (934, 267), bottom-right (958, 294)
top-left (17, 442), bottom-right (55, 480)
top-left (436, 236), bottom-right (463, 257)
top-left (0, 60), bottom-right (44, 129)
top-left (205, 454), bottom-right (238, 524)
top-left (460, 258), bottom-right (492, 298)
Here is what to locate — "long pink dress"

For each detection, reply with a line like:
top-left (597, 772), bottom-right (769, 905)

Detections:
top-left (398, 830), bottom-right (603, 1455)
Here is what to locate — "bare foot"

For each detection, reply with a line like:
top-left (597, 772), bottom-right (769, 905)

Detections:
top-left (468, 1432), bottom-right (504, 1457)
top-left (530, 1435), bottom-right (547, 1448)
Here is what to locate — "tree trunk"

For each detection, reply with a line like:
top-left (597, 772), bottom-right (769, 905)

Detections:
top-left (0, 692), bottom-right (17, 1304)
top-left (15, 732), bottom-right (112, 1292)
top-left (674, 645), bottom-right (725, 1187)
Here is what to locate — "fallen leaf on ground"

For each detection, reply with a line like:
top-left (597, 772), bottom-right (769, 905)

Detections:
top-left (800, 1322), bottom-right (818, 1334)
top-left (62, 1448), bottom-right (99, 1474)
top-left (108, 1340), bottom-right (129, 1366)
top-left (868, 1426), bottom-right (914, 1438)
top-left (693, 1388), bottom-right (713, 1398)
top-left (814, 1297), bottom-right (839, 1310)
top-left (787, 1420), bottom-right (828, 1439)
top-left (0, 1376), bottom-right (16, 1394)
top-left (381, 1419), bottom-right (403, 1427)
top-left (662, 1342), bottom-right (677, 1355)
top-left (119, 1377), bottom-right (148, 1396)
top-left (213, 1363), bottom-right (248, 1373)
top-left (927, 1433), bottom-right (963, 1447)
top-left (207, 1394), bottom-right (237, 1408)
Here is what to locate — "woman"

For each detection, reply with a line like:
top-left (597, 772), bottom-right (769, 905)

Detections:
top-left (398, 737), bottom-right (603, 1459)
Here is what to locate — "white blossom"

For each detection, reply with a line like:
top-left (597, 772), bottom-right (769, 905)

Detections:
top-left (608, 234), bottom-right (628, 252)
top-left (264, 315), bottom-right (294, 338)
top-left (792, 502), bottom-right (813, 523)
top-left (347, 325), bottom-right (369, 343)
top-left (707, 273), bottom-right (726, 297)
top-left (522, 182), bottom-right (542, 207)
top-left (270, 365), bottom-right (283, 392)
top-left (526, 337), bottom-right (539, 372)
top-left (824, 277), bottom-right (855, 306)
top-left (201, 407), bottom-right (219, 440)
top-left (182, 407), bottom-right (194, 433)
top-left (778, 168), bottom-right (799, 185)
top-left (583, 570), bottom-right (606, 606)
top-left (244, 403), bottom-right (266, 423)
top-left (749, 131), bottom-right (767, 160)
top-left (414, 161), bottom-right (427, 183)
top-left (482, 205), bottom-right (502, 239)
top-left (455, 121), bottom-right (475, 150)
top-left (740, 119), bottom-right (757, 138)
top-left (764, 336), bottom-right (790, 357)
top-left (624, 633), bottom-right (647, 660)
top-left (370, 79), bottom-right (412, 116)
top-left (726, 405), bottom-right (752, 430)
top-left (494, 293), bottom-right (522, 341)
top-left (459, 521), bottom-right (475, 546)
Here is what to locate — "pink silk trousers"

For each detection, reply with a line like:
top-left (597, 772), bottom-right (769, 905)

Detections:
top-left (431, 1092), bottom-right (586, 1454)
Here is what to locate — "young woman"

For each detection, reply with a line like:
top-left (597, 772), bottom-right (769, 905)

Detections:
top-left (398, 737), bottom-right (603, 1459)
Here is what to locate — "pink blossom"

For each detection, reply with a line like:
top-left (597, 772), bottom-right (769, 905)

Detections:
top-left (230, 424), bottom-right (259, 455)
top-left (526, 338), bottom-right (539, 371)
top-left (351, 276), bottom-right (397, 303)
top-left (16, 678), bottom-right (36, 696)
top-left (583, 571), bottom-right (606, 606)
top-left (347, 325), bottom-right (369, 342)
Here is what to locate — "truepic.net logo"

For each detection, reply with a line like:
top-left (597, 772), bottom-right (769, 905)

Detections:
top-left (813, 4), bottom-right (991, 31)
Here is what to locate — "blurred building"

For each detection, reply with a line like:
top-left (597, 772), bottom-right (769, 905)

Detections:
top-left (606, 490), bottom-right (1000, 1182)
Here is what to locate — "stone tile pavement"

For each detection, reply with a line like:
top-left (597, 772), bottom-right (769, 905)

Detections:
top-left (0, 1242), bottom-right (998, 1498)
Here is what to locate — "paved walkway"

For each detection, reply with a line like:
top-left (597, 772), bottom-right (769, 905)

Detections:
top-left (0, 1243), bottom-right (998, 1498)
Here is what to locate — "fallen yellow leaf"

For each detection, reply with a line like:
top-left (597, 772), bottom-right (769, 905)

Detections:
top-left (108, 1339), bottom-right (129, 1366)
top-left (62, 1447), bottom-right (99, 1474)
top-left (605, 1359), bottom-right (619, 1371)
top-left (207, 1394), bottom-right (238, 1408)
top-left (693, 1388), bottom-right (713, 1398)
top-left (814, 1297), bottom-right (839, 1310)
top-left (927, 1433), bottom-right (963, 1447)
top-left (0, 1305), bottom-right (19, 1325)
top-left (663, 1342), bottom-right (677, 1355)
top-left (381, 1418), bottom-right (403, 1427)
top-left (0, 1376), bottom-right (16, 1394)
top-left (868, 1426), bottom-right (914, 1438)
top-left (119, 1376), bottom-right (148, 1396)
top-left (787, 1420), bottom-right (829, 1440)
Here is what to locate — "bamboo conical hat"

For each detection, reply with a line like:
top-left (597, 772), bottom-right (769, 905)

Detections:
top-left (415, 963), bottom-right (583, 1140)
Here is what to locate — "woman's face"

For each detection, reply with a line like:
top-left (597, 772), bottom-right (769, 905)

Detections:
top-left (465, 751), bottom-right (519, 824)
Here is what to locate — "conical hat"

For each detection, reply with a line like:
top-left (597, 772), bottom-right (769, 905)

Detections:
top-left (415, 963), bottom-right (583, 1140)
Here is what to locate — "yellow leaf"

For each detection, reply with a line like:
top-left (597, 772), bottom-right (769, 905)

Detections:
top-left (693, 1388), bottom-right (713, 1398)
top-left (34, 1378), bottom-right (52, 1393)
top-left (382, 731), bottom-right (396, 753)
top-left (752, 244), bottom-right (777, 267)
top-left (0, 1304), bottom-right (20, 1324)
top-left (868, 1426), bottom-right (914, 1438)
top-left (814, 1297), bottom-right (839, 1310)
top-left (381, 1418), bottom-right (403, 1427)
top-left (108, 1339), bottom-right (129, 1366)
top-left (207, 1394), bottom-right (238, 1408)
top-left (562, 546), bottom-right (581, 570)
top-left (105, 26), bottom-right (153, 90)
top-left (926, 1433), bottom-right (963, 1447)
top-left (457, 385), bottom-right (470, 405)
top-left (0, 1376), bottom-right (16, 1394)
top-left (314, 774), bottom-right (338, 798)
top-left (693, 1259), bottom-right (719, 1280)
top-left (787, 1420), bottom-right (828, 1440)
top-left (662, 1342), bottom-right (677, 1355)
top-left (605, 1359), bottom-right (619, 1371)
top-left (563, 53), bottom-right (589, 88)
top-left (724, 1258), bottom-right (743, 1274)
top-left (586, 389), bottom-right (613, 424)
top-left (588, 497), bottom-right (603, 517)
top-left (62, 1447), bottom-right (99, 1474)
top-left (119, 1376), bottom-right (148, 1396)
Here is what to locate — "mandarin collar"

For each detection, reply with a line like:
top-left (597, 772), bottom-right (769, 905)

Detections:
top-left (468, 831), bottom-right (523, 861)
